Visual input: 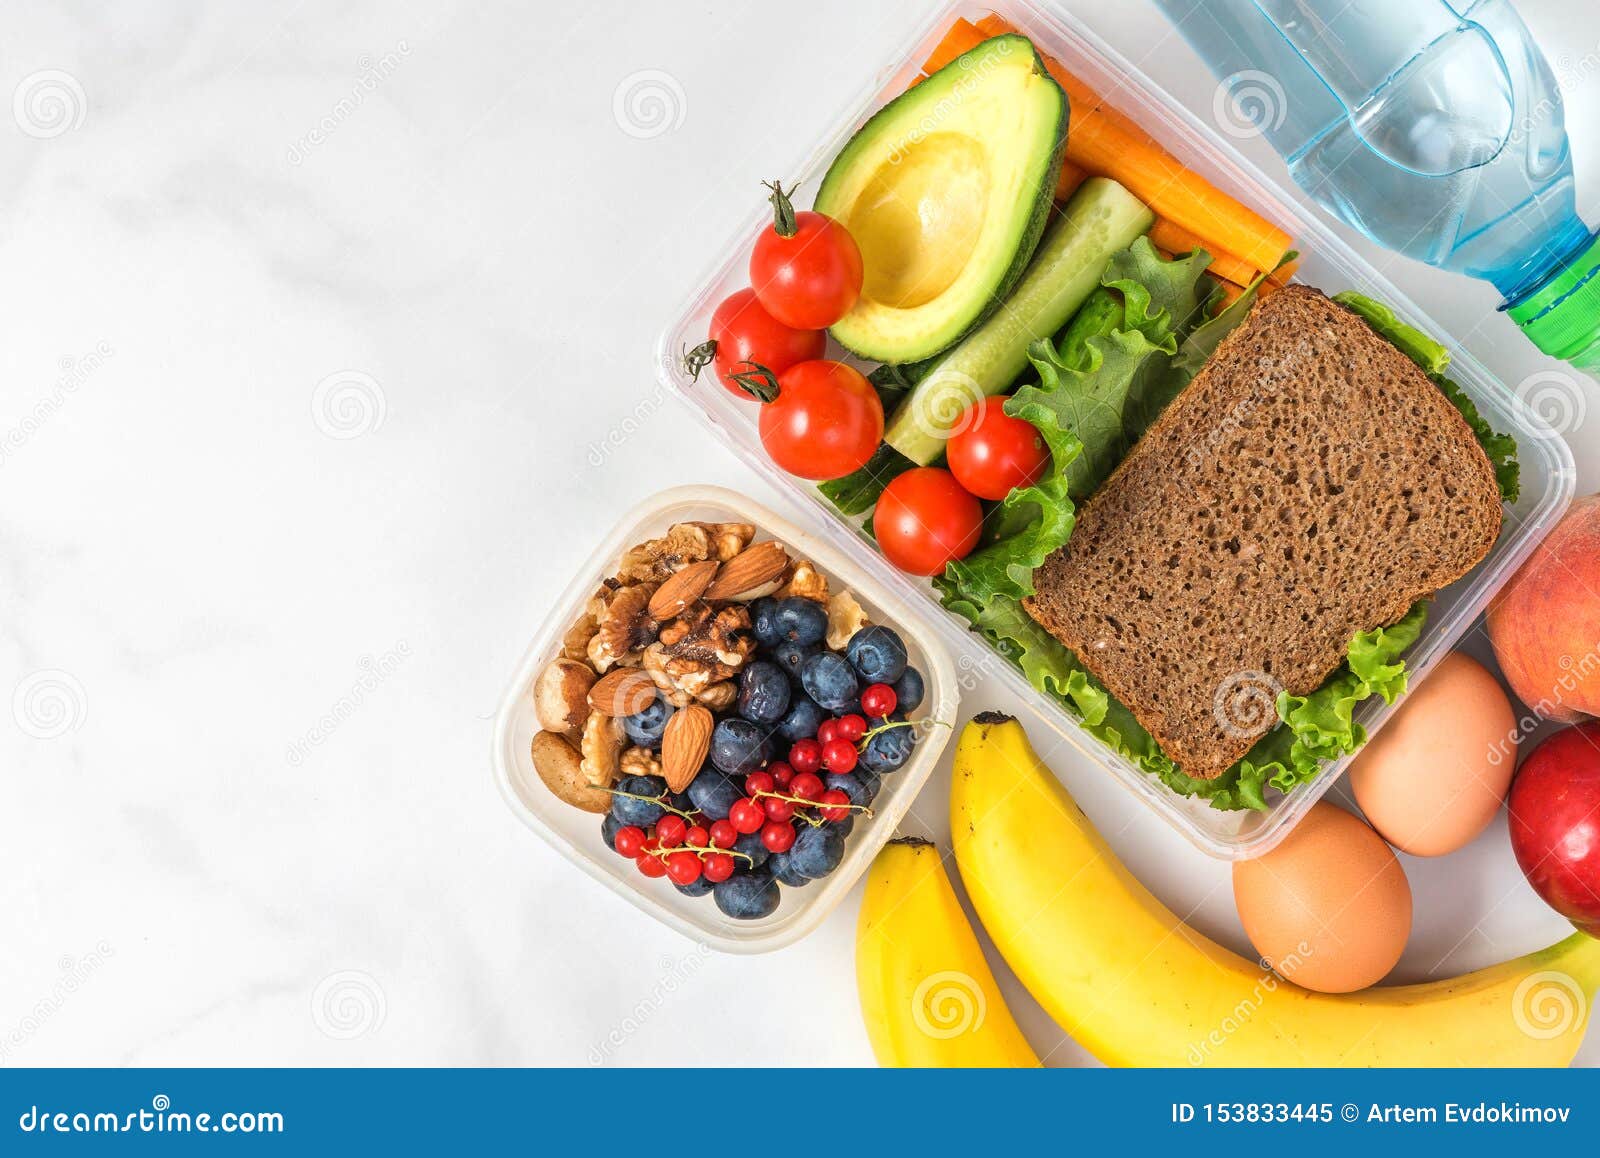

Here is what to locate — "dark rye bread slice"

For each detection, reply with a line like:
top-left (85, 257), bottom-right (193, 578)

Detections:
top-left (1023, 285), bottom-right (1503, 779)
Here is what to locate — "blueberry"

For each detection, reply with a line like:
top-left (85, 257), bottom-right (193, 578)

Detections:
top-left (621, 695), bottom-right (674, 748)
top-left (714, 870), bottom-right (781, 920)
top-left (751, 597), bottom-right (782, 647)
top-left (825, 771), bottom-right (880, 808)
top-left (737, 661), bottom-right (791, 725)
top-left (892, 666), bottom-right (925, 713)
top-left (846, 626), bottom-right (908, 685)
top-left (666, 788), bottom-right (695, 816)
top-left (734, 830), bottom-right (770, 872)
top-left (609, 775), bottom-right (667, 826)
top-left (768, 850), bottom-right (810, 887)
top-left (788, 824), bottom-right (846, 879)
top-left (710, 717), bottom-right (774, 776)
top-left (800, 652), bottom-right (860, 713)
top-left (685, 768), bottom-right (743, 821)
top-left (773, 598), bottom-right (828, 646)
top-left (675, 876), bottom-right (715, 898)
top-left (833, 814), bottom-right (855, 839)
top-left (777, 696), bottom-right (825, 743)
top-left (771, 639), bottom-right (821, 679)
top-left (859, 719), bottom-right (916, 775)
top-left (601, 812), bottom-right (623, 852)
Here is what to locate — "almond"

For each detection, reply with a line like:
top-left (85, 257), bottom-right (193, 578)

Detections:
top-left (704, 540), bottom-right (789, 602)
top-left (587, 667), bottom-right (659, 717)
top-left (647, 559), bottom-right (719, 620)
top-left (661, 703), bottom-right (713, 792)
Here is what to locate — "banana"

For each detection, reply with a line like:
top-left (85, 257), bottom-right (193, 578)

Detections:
top-left (951, 712), bottom-right (1600, 1067)
top-left (857, 836), bottom-right (1040, 1067)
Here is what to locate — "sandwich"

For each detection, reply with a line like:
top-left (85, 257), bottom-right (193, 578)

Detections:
top-left (933, 241), bottom-right (1520, 810)
top-left (1023, 285), bottom-right (1503, 780)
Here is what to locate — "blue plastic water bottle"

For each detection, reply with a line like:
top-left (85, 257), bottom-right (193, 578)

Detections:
top-left (1154, 0), bottom-right (1600, 370)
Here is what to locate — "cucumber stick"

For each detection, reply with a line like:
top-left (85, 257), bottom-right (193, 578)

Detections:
top-left (882, 178), bottom-right (1154, 465)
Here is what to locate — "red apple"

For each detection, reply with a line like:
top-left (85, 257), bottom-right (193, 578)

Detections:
top-left (1487, 494), bottom-right (1600, 722)
top-left (1508, 722), bottom-right (1600, 937)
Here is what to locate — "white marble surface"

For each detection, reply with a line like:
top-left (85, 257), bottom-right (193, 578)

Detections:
top-left (2, 0), bottom-right (1598, 1066)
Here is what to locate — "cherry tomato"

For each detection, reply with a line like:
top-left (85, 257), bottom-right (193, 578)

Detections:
top-left (749, 181), bottom-right (863, 330)
top-left (755, 360), bottom-right (883, 481)
top-left (698, 288), bottom-right (825, 399)
top-left (946, 396), bottom-right (1051, 500)
top-left (874, 467), bottom-right (984, 576)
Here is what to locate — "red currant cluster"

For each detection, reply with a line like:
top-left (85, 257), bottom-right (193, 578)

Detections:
top-left (613, 808), bottom-right (750, 888)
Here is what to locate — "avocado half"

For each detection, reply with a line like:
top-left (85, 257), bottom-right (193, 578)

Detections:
top-left (815, 34), bottom-right (1068, 365)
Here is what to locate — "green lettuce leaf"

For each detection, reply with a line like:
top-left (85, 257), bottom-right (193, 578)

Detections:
top-left (941, 588), bottom-right (1429, 812)
top-left (1332, 291), bottom-right (1520, 503)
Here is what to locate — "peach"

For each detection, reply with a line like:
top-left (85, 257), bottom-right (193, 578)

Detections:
top-left (1486, 493), bottom-right (1600, 722)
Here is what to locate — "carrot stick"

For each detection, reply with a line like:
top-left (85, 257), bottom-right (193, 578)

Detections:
top-left (1054, 158), bottom-right (1087, 202)
top-left (1212, 280), bottom-right (1246, 309)
top-left (923, 17), bottom-right (988, 74)
top-left (1148, 218), bottom-right (1261, 287)
top-left (1268, 258), bottom-right (1301, 287)
top-left (959, 14), bottom-right (1294, 275)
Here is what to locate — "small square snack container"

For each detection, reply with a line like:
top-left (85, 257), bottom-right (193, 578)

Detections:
top-left (652, 0), bottom-right (1577, 860)
top-left (492, 486), bottom-right (959, 953)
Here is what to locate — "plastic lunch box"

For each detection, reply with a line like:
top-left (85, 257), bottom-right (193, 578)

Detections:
top-left (649, 0), bottom-right (1575, 859)
top-left (492, 487), bottom-right (959, 953)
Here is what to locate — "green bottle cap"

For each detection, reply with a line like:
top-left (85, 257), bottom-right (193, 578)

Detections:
top-left (1508, 233), bottom-right (1600, 370)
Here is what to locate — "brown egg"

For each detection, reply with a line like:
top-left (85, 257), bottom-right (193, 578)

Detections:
top-left (1233, 802), bottom-right (1412, 993)
top-left (1349, 651), bottom-right (1517, 856)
